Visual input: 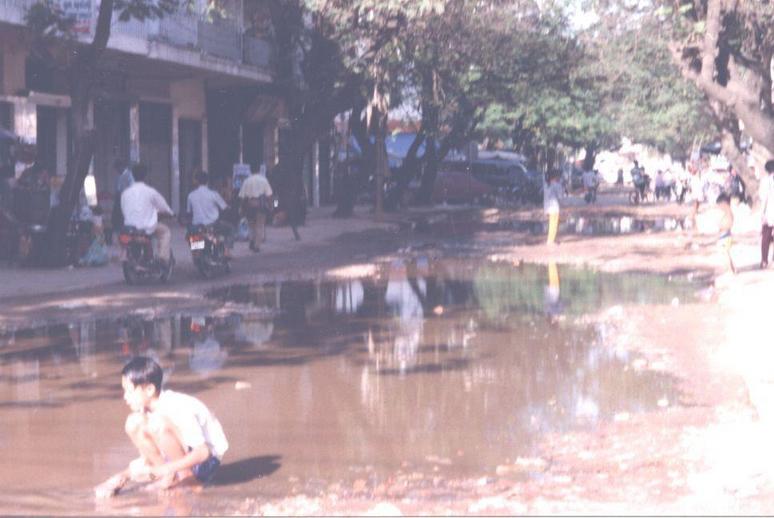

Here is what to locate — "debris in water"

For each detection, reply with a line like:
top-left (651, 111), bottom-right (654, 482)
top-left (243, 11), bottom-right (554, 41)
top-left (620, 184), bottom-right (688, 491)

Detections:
top-left (235, 381), bottom-right (252, 390)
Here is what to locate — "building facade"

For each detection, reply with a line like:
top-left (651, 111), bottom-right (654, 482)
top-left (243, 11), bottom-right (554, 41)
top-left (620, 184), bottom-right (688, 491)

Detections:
top-left (0, 0), bottom-right (281, 213)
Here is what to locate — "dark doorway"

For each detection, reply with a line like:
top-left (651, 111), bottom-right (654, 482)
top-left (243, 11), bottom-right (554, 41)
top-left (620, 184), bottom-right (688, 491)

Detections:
top-left (139, 102), bottom-right (172, 202)
top-left (179, 118), bottom-right (202, 207)
top-left (36, 105), bottom-right (58, 174)
top-left (243, 122), bottom-right (263, 172)
top-left (94, 100), bottom-right (130, 204)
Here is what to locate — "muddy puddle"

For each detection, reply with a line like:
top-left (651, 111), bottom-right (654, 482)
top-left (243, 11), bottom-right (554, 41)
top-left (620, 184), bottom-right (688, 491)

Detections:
top-left (0, 260), bottom-right (701, 515)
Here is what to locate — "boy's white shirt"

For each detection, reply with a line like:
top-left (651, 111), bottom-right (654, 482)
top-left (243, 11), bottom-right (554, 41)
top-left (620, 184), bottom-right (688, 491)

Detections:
top-left (154, 389), bottom-right (229, 460)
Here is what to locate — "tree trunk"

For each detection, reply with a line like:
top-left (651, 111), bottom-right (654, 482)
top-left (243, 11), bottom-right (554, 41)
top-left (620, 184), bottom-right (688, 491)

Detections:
top-left (581, 145), bottom-right (596, 171)
top-left (417, 135), bottom-right (438, 205)
top-left (42, 0), bottom-right (113, 266)
top-left (384, 130), bottom-right (425, 211)
top-left (373, 111), bottom-right (388, 218)
top-left (335, 101), bottom-right (371, 218)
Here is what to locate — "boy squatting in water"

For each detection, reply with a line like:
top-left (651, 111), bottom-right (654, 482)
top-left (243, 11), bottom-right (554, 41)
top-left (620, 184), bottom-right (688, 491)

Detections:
top-left (95, 356), bottom-right (228, 498)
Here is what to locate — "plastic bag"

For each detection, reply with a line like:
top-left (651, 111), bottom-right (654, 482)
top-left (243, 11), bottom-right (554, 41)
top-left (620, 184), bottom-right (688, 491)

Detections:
top-left (236, 217), bottom-right (250, 242)
top-left (78, 236), bottom-right (109, 267)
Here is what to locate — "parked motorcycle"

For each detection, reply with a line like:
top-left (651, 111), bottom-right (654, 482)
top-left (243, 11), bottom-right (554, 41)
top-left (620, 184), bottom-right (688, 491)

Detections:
top-left (186, 224), bottom-right (230, 279)
top-left (118, 226), bottom-right (174, 284)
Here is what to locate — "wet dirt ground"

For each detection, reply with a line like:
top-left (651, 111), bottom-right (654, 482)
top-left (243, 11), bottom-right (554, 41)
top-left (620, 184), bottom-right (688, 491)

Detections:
top-left (2, 189), bottom-right (774, 515)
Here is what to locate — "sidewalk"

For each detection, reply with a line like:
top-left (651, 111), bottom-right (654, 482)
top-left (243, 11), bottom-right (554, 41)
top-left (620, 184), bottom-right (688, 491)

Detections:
top-left (0, 206), bottom-right (403, 300)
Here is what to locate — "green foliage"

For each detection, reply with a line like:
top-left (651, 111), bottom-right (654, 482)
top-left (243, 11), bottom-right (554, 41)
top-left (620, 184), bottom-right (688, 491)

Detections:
top-left (26, 0), bottom-right (178, 38)
top-left (25, 1), bottom-right (76, 38)
top-left (114, 0), bottom-right (178, 22)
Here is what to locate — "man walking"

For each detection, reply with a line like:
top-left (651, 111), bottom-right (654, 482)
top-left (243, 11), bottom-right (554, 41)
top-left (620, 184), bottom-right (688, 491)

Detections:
top-left (238, 164), bottom-right (273, 252)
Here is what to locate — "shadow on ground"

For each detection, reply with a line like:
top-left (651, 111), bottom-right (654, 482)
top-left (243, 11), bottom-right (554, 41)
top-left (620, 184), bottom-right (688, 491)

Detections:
top-left (212, 455), bottom-right (282, 486)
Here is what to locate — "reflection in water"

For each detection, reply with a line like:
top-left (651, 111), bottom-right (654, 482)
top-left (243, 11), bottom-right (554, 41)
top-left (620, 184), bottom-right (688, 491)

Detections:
top-left (544, 261), bottom-right (562, 321)
top-left (499, 216), bottom-right (688, 236)
top-left (0, 259), bottom-right (700, 515)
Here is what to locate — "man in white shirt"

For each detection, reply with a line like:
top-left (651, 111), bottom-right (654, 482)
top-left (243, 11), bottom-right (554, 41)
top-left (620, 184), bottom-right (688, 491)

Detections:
top-left (238, 164), bottom-right (273, 252)
top-left (121, 164), bottom-right (174, 265)
top-left (759, 160), bottom-right (774, 268)
top-left (186, 171), bottom-right (234, 255)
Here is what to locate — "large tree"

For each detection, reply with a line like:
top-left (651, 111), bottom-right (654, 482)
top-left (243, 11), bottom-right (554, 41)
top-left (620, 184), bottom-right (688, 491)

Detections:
top-left (383, 0), bottom-right (578, 206)
top-left (265, 0), bottom-right (445, 220)
top-left (663, 0), bottom-right (773, 175)
top-left (26, 0), bottom-right (176, 265)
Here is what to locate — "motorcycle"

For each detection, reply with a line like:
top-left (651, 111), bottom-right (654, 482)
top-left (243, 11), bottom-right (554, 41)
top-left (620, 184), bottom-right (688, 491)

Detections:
top-left (186, 224), bottom-right (230, 279)
top-left (117, 226), bottom-right (174, 284)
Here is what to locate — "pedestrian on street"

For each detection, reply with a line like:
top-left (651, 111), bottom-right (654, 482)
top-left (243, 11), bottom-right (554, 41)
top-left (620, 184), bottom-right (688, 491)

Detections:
top-left (238, 164), bottom-right (273, 252)
top-left (544, 169), bottom-right (563, 245)
top-left (715, 192), bottom-right (736, 274)
top-left (758, 160), bottom-right (774, 269)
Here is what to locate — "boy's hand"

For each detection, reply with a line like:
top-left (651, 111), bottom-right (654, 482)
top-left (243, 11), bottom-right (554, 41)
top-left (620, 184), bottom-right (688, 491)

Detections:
top-left (94, 474), bottom-right (128, 499)
top-left (128, 457), bottom-right (154, 482)
top-left (148, 464), bottom-right (172, 480)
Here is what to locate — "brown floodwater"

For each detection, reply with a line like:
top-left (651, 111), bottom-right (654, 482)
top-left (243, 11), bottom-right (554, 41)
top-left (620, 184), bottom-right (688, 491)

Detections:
top-left (0, 259), bottom-right (700, 515)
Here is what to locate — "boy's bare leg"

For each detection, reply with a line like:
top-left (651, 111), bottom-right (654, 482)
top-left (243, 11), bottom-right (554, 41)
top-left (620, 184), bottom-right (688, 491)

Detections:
top-left (146, 414), bottom-right (196, 489)
top-left (125, 412), bottom-right (167, 467)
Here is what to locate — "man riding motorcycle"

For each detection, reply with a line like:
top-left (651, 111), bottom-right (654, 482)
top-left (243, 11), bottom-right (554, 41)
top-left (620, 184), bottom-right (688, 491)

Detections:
top-left (120, 163), bottom-right (174, 268)
top-left (186, 171), bottom-right (234, 257)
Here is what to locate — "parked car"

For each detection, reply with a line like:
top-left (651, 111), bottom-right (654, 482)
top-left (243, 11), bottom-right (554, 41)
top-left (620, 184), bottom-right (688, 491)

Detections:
top-left (469, 159), bottom-right (542, 205)
top-left (432, 168), bottom-right (494, 204)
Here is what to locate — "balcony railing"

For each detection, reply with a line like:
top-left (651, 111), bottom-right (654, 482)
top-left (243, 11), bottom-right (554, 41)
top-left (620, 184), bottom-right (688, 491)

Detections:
top-left (0, 0), bottom-right (272, 73)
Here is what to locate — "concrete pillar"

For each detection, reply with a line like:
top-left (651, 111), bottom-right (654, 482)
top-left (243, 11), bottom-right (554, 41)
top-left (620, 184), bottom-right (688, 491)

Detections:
top-left (13, 98), bottom-right (36, 144)
top-left (171, 107), bottom-right (180, 212)
top-left (262, 118), bottom-right (278, 167)
top-left (55, 109), bottom-right (67, 177)
top-left (312, 140), bottom-right (320, 208)
top-left (13, 98), bottom-right (35, 178)
top-left (129, 102), bottom-right (140, 163)
top-left (87, 101), bottom-right (95, 177)
top-left (201, 117), bottom-right (208, 172)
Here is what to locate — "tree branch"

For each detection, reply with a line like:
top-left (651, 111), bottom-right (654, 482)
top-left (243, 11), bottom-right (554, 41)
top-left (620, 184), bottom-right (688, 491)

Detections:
top-left (700, 0), bottom-right (722, 86)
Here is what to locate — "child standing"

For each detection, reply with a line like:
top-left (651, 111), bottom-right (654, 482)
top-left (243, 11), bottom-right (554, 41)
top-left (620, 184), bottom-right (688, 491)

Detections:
top-left (95, 356), bottom-right (228, 498)
top-left (544, 170), bottom-right (563, 245)
top-left (716, 192), bottom-right (736, 274)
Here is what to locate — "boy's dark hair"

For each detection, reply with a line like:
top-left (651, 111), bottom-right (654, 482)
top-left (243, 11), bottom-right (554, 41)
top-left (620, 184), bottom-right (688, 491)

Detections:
top-left (196, 171), bottom-right (209, 186)
top-left (765, 160), bottom-right (774, 174)
top-left (131, 163), bottom-right (148, 182)
top-left (121, 356), bottom-right (163, 393)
